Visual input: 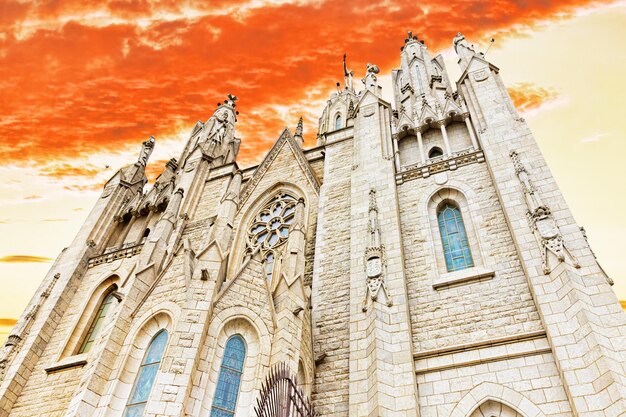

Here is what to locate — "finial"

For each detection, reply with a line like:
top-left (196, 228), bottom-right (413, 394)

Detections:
top-left (404, 31), bottom-right (418, 44)
top-left (294, 116), bottom-right (304, 146)
top-left (225, 94), bottom-right (238, 107)
top-left (138, 136), bottom-right (155, 166)
top-left (295, 117), bottom-right (303, 137)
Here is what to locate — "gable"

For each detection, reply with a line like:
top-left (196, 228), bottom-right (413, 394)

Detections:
top-left (238, 129), bottom-right (320, 211)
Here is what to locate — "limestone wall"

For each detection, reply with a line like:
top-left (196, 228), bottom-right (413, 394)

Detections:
top-left (397, 161), bottom-right (544, 352)
top-left (310, 138), bottom-right (352, 416)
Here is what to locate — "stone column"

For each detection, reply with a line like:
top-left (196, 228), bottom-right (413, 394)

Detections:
top-left (392, 134), bottom-right (401, 171)
top-left (416, 128), bottom-right (426, 163)
top-left (115, 215), bottom-right (136, 246)
top-left (438, 121), bottom-right (452, 156)
top-left (463, 114), bottom-right (479, 150)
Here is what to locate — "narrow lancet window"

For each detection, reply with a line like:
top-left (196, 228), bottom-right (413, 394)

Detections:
top-left (438, 203), bottom-right (474, 272)
top-left (78, 291), bottom-right (116, 354)
top-left (334, 113), bottom-right (342, 130)
top-left (124, 330), bottom-right (169, 417)
top-left (210, 335), bottom-right (246, 417)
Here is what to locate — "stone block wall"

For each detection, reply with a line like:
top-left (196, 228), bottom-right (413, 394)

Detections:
top-left (397, 161), bottom-right (544, 352)
top-left (310, 137), bottom-right (352, 416)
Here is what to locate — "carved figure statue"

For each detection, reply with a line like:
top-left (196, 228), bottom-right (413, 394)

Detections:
top-left (343, 54), bottom-right (354, 91)
top-left (453, 32), bottom-right (471, 53)
top-left (362, 63), bottom-right (380, 92)
top-left (138, 136), bottom-right (155, 166)
top-left (210, 111), bottom-right (229, 146)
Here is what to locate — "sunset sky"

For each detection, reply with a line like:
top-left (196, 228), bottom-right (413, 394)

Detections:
top-left (1, 0), bottom-right (625, 342)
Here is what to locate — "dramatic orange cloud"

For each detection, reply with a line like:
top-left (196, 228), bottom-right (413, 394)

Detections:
top-left (0, 318), bottom-right (17, 327)
top-left (0, 255), bottom-right (53, 263)
top-left (508, 82), bottom-right (559, 113)
top-left (0, 0), bottom-right (612, 171)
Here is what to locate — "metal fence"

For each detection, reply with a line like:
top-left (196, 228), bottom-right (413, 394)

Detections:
top-left (254, 363), bottom-right (317, 417)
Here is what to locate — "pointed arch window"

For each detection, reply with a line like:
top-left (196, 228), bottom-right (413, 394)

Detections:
top-left (78, 290), bottom-right (116, 354)
top-left (124, 330), bottom-right (168, 417)
top-left (245, 193), bottom-right (297, 281)
top-left (334, 113), bottom-right (342, 130)
top-left (210, 335), bottom-right (246, 417)
top-left (438, 203), bottom-right (474, 272)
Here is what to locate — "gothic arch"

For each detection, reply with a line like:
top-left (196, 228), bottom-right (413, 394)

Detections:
top-left (423, 184), bottom-right (486, 275)
top-left (58, 274), bottom-right (122, 359)
top-left (450, 382), bottom-right (546, 417)
top-left (199, 312), bottom-right (271, 417)
top-left (100, 304), bottom-right (179, 415)
top-left (229, 182), bottom-right (309, 281)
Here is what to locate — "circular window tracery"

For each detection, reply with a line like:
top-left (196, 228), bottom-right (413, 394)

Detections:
top-left (244, 192), bottom-right (298, 281)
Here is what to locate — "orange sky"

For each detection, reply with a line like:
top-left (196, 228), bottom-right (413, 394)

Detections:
top-left (1, 0), bottom-right (625, 342)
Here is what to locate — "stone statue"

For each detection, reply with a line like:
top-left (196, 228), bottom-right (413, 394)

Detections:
top-left (138, 136), bottom-right (155, 166)
top-left (210, 111), bottom-right (229, 145)
top-left (343, 54), bottom-right (354, 91)
top-left (362, 63), bottom-right (380, 92)
top-left (453, 32), bottom-right (470, 53)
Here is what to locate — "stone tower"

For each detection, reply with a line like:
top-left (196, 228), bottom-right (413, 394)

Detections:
top-left (1, 32), bottom-right (626, 417)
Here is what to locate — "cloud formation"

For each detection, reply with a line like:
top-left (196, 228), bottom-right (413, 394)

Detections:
top-left (0, 318), bottom-right (17, 327)
top-left (508, 82), bottom-right (559, 113)
top-left (0, 255), bottom-right (53, 263)
top-left (0, 0), bottom-right (611, 171)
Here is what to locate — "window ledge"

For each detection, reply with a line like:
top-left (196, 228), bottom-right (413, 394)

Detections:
top-left (45, 354), bottom-right (88, 373)
top-left (432, 267), bottom-right (495, 290)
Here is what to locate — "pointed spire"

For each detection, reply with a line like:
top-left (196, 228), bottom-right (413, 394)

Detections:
top-left (293, 117), bottom-right (304, 147)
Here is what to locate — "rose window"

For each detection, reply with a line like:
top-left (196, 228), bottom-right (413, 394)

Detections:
top-left (245, 193), bottom-right (297, 281)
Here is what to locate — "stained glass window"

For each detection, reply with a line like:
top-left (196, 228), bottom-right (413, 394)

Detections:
top-left (438, 203), bottom-right (474, 272)
top-left (245, 193), bottom-right (297, 281)
top-left (210, 335), bottom-right (246, 417)
top-left (335, 114), bottom-right (342, 130)
top-left (78, 291), bottom-right (116, 354)
top-left (123, 330), bottom-right (168, 417)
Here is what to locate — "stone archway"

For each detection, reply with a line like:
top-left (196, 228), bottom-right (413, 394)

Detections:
top-left (469, 400), bottom-right (524, 417)
top-left (449, 382), bottom-right (547, 417)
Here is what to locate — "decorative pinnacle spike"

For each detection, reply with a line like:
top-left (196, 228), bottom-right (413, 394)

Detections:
top-left (295, 117), bottom-right (303, 136)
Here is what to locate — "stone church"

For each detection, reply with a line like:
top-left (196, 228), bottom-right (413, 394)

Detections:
top-left (1, 31), bottom-right (625, 417)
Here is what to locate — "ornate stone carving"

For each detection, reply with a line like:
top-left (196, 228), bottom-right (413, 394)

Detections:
top-left (511, 151), bottom-right (580, 274)
top-left (362, 189), bottom-right (392, 312)
top-left (238, 130), bottom-right (320, 210)
top-left (0, 273), bottom-right (60, 377)
top-left (138, 136), bottom-right (155, 166)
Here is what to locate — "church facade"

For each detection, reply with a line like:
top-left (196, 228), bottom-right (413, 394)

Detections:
top-left (1, 32), bottom-right (625, 417)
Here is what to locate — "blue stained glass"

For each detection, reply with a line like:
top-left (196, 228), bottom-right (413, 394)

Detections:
top-left (124, 330), bottom-right (168, 416)
top-left (210, 335), bottom-right (246, 417)
top-left (123, 404), bottom-right (146, 417)
top-left (144, 331), bottom-right (168, 365)
top-left (128, 363), bottom-right (158, 403)
top-left (438, 204), bottom-right (474, 272)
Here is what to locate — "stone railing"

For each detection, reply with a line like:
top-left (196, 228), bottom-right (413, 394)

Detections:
top-left (398, 148), bottom-right (485, 183)
top-left (88, 241), bottom-right (144, 268)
